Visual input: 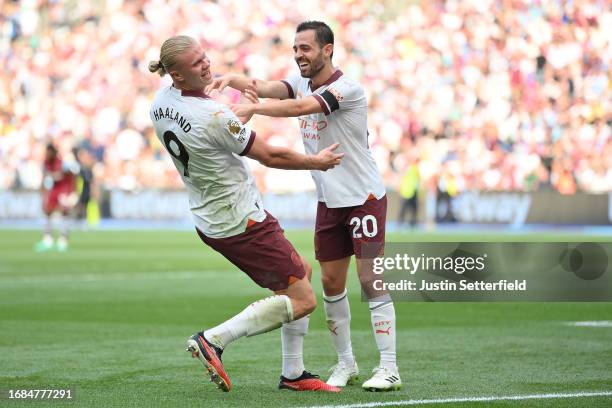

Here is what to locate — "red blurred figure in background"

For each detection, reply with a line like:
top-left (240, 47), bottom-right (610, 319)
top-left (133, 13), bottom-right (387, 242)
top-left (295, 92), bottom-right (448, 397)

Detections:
top-left (35, 143), bottom-right (79, 252)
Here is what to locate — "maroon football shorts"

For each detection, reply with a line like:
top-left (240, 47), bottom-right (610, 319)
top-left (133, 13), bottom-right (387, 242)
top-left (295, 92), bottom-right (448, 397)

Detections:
top-left (43, 186), bottom-right (77, 215)
top-left (196, 211), bottom-right (306, 291)
top-left (315, 195), bottom-right (387, 262)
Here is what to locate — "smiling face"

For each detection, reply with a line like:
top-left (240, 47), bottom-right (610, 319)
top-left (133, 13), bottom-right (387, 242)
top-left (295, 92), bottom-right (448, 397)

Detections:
top-left (170, 42), bottom-right (212, 91)
top-left (293, 29), bottom-right (332, 78)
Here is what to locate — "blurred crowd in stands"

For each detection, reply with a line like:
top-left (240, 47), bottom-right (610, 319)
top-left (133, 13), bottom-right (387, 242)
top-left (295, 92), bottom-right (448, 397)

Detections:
top-left (1, 0), bottom-right (610, 197)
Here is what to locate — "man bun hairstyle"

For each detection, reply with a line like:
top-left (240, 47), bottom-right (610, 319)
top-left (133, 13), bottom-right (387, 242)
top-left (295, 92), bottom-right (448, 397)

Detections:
top-left (148, 60), bottom-right (166, 76)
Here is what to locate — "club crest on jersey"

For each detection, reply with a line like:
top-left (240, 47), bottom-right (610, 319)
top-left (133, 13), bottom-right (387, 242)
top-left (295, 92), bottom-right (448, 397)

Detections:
top-left (226, 119), bottom-right (246, 143)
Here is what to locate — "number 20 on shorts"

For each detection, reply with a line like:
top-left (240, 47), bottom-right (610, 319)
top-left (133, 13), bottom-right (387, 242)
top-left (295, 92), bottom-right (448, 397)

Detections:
top-left (350, 215), bottom-right (378, 238)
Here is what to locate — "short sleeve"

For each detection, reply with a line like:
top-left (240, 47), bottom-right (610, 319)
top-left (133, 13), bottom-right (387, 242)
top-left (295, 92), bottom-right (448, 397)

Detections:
top-left (281, 73), bottom-right (300, 99)
top-left (210, 108), bottom-right (256, 156)
top-left (314, 79), bottom-right (365, 116)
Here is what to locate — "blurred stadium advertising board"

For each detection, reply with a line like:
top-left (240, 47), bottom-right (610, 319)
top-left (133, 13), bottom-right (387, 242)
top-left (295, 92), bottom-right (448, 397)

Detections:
top-left (1, 189), bottom-right (611, 226)
top-left (447, 191), bottom-right (612, 225)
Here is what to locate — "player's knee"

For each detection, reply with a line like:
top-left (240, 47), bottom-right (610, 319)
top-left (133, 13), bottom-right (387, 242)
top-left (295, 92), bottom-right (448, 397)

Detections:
top-left (302, 285), bottom-right (316, 315)
top-left (321, 272), bottom-right (343, 294)
top-left (292, 295), bottom-right (316, 320)
top-left (300, 302), bottom-right (316, 317)
top-left (286, 280), bottom-right (316, 319)
top-left (301, 289), bottom-right (317, 317)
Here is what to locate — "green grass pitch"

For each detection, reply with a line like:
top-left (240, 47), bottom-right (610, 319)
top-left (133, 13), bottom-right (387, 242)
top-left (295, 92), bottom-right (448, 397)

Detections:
top-left (1, 229), bottom-right (611, 407)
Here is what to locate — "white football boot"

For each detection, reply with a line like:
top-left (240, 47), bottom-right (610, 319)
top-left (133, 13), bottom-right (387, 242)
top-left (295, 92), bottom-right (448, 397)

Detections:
top-left (326, 360), bottom-right (359, 387)
top-left (56, 236), bottom-right (69, 252)
top-left (362, 366), bottom-right (401, 391)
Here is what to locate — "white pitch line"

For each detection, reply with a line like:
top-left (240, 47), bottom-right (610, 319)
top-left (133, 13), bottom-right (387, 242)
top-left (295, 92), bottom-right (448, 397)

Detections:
top-left (567, 321), bottom-right (612, 327)
top-left (302, 391), bottom-right (612, 408)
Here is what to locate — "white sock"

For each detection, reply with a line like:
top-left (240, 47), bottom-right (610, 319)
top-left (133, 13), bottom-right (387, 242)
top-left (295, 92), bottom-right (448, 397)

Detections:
top-left (204, 295), bottom-right (293, 349)
top-left (281, 315), bottom-right (309, 379)
top-left (323, 288), bottom-right (355, 365)
top-left (369, 297), bottom-right (397, 371)
top-left (58, 214), bottom-right (70, 240)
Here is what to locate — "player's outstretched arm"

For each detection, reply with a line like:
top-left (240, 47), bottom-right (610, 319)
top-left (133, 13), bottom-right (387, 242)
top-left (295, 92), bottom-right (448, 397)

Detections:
top-left (235, 84), bottom-right (259, 124)
top-left (247, 139), bottom-right (343, 171)
top-left (206, 74), bottom-right (289, 99)
top-left (232, 96), bottom-right (322, 119)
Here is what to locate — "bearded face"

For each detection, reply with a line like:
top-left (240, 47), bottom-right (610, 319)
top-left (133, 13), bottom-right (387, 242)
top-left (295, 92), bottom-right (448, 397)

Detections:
top-left (293, 30), bottom-right (330, 79)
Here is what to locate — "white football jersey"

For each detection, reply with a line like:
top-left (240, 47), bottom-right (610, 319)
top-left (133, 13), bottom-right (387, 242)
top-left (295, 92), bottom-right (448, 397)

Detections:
top-left (150, 86), bottom-right (265, 238)
top-left (282, 70), bottom-right (385, 208)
